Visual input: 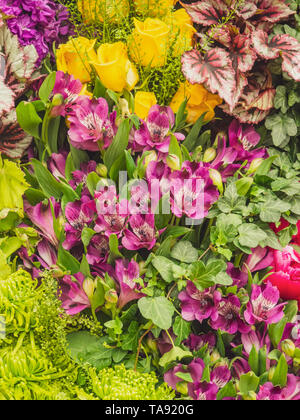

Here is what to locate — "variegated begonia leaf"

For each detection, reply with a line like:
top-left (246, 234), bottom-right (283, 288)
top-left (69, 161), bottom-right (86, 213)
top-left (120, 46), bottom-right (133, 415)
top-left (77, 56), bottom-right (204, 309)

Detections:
top-left (0, 109), bottom-right (33, 159)
top-left (182, 0), bottom-right (228, 26)
top-left (181, 48), bottom-right (236, 110)
top-left (252, 30), bottom-right (300, 81)
top-left (221, 66), bottom-right (275, 124)
top-left (248, 0), bottom-right (295, 24)
top-left (0, 24), bottom-right (39, 158)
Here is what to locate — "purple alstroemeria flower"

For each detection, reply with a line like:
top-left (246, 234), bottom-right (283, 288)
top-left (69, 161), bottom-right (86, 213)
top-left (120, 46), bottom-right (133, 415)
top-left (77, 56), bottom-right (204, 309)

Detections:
top-left (133, 105), bottom-right (184, 153)
top-left (48, 151), bottom-right (68, 180)
top-left (86, 234), bottom-right (109, 266)
top-left (211, 365), bottom-right (232, 389)
top-left (68, 96), bottom-right (116, 152)
top-left (226, 263), bottom-right (248, 288)
top-left (19, 239), bottom-right (58, 278)
top-left (164, 359), bottom-right (205, 392)
top-left (95, 202), bottom-right (128, 238)
top-left (50, 71), bottom-right (83, 117)
top-left (59, 272), bottom-right (91, 315)
top-left (257, 374), bottom-right (300, 400)
top-left (184, 333), bottom-right (216, 352)
top-left (210, 295), bottom-right (251, 334)
top-left (170, 161), bottom-right (219, 220)
top-left (241, 330), bottom-right (270, 355)
top-left (114, 259), bottom-right (145, 309)
top-left (157, 330), bottom-right (177, 355)
top-left (242, 246), bottom-right (273, 273)
top-left (232, 358), bottom-right (251, 379)
top-left (63, 196), bottom-right (96, 251)
top-left (244, 282), bottom-right (286, 326)
top-left (122, 214), bottom-right (157, 251)
top-left (70, 161), bottom-right (97, 189)
top-left (179, 282), bottom-right (221, 323)
top-left (188, 381), bottom-right (219, 401)
top-left (24, 197), bottom-right (61, 247)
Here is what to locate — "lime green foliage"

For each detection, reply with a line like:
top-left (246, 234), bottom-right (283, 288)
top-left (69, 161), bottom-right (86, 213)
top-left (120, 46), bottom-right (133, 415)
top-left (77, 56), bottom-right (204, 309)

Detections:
top-left (58, 0), bottom-right (184, 105)
top-left (89, 364), bottom-right (175, 400)
top-left (0, 156), bottom-right (29, 219)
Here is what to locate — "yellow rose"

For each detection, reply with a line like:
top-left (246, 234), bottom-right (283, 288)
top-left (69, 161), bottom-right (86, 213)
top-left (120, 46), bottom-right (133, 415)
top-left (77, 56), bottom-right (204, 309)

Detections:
top-left (134, 0), bottom-right (177, 17)
top-left (56, 37), bottom-right (97, 83)
top-left (166, 9), bottom-right (196, 56)
top-left (129, 18), bottom-right (170, 67)
top-left (91, 42), bottom-right (139, 92)
top-left (77, 0), bottom-right (129, 24)
top-left (134, 91), bottom-right (157, 120)
top-left (170, 82), bottom-right (223, 124)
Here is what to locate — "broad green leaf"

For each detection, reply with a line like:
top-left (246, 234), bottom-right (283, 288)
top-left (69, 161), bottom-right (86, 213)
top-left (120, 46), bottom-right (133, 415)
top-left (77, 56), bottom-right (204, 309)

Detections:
top-left (238, 224), bottom-right (267, 248)
top-left (152, 256), bottom-right (185, 283)
top-left (159, 346), bottom-right (192, 367)
top-left (104, 119), bottom-right (130, 171)
top-left (16, 101), bottom-right (42, 139)
top-left (39, 71), bottom-right (56, 102)
top-left (138, 296), bottom-right (175, 330)
top-left (272, 354), bottom-right (288, 388)
top-left (170, 240), bottom-right (198, 263)
top-left (173, 316), bottom-right (191, 345)
top-left (239, 372), bottom-right (259, 395)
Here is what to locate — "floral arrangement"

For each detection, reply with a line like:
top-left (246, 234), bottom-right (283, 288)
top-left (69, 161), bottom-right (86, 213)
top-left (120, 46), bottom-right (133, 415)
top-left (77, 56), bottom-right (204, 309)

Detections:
top-left (0, 0), bottom-right (299, 401)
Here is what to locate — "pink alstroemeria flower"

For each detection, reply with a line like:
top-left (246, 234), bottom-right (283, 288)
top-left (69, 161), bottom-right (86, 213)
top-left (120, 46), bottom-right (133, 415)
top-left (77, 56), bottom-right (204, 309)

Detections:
top-left (24, 197), bottom-right (61, 247)
top-left (68, 96), bottom-right (116, 151)
top-left (244, 282), bottom-right (286, 325)
top-left (51, 71), bottom-right (83, 117)
top-left (114, 259), bottom-right (145, 309)
top-left (210, 295), bottom-right (251, 334)
top-left (59, 272), bottom-right (91, 315)
top-left (164, 359), bottom-right (205, 392)
top-left (122, 214), bottom-right (157, 250)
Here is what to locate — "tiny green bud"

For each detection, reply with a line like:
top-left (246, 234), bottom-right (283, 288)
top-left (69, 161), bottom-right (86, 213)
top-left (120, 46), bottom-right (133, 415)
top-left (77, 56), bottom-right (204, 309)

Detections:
top-left (209, 168), bottom-right (224, 194)
top-left (51, 93), bottom-right (64, 107)
top-left (281, 339), bottom-right (295, 357)
top-left (214, 131), bottom-right (227, 147)
top-left (105, 289), bottom-right (118, 304)
top-left (203, 147), bottom-right (217, 163)
top-left (243, 391), bottom-right (257, 401)
top-left (96, 164), bottom-right (108, 178)
top-left (268, 366), bottom-right (276, 381)
top-left (166, 153), bottom-right (181, 170)
top-left (83, 278), bottom-right (95, 299)
top-left (210, 349), bottom-right (221, 363)
top-left (246, 158), bottom-right (264, 175)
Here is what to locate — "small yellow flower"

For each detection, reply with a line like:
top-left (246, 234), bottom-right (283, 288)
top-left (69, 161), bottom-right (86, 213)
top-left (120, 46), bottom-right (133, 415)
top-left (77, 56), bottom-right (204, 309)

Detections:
top-left (56, 37), bottom-right (97, 83)
top-left (129, 18), bottom-right (170, 68)
top-left (170, 81), bottom-right (223, 124)
top-left (134, 91), bottom-right (157, 120)
top-left (134, 0), bottom-right (177, 17)
top-left (91, 42), bottom-right (139, 92)
top-left (77, 0), bottom-right (129, 24)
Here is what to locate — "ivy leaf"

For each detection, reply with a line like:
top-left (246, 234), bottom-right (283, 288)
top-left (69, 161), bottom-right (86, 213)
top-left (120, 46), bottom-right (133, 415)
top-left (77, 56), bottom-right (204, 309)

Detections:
top-left (238, 224), bottom-right (267, 248)
top-left (138, 296), bottom-right (175, 330)
top-left (173, 316), bottom-right (191, 345)
top-left (121, 321), bottom-right (140, 351)
top-left (170, 241), bottom-right (198, 263)
top-left (274, 86), bottom-right (288, 113)
top-left (152, 256), bottom-right (185, 283)
top-left (265, 113), bottom-right (298, 146)
top-left (259, 197), bottom-right (290, 223)
top-left (159, 346), bottom-right (192, 367)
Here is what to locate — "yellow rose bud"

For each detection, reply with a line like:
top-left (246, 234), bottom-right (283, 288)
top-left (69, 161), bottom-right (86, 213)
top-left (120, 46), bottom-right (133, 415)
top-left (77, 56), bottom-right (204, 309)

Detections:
top-left (91, 42), bottom-right (139, 92)
top-left (203, 147), bottom-right (217, 163)
top-left (77, 0), bottom-right (129, 24)
top-left (209, 168), bottom-right (224, 194)
top-left (134, 91), bottom-right (157, 120)
top-left (165, 9), bottom-right (196, 57)
top-left (170, 81), bottom-right (222, 124)
top-left (134, 0), bottom-right (177, 17)
top-left (83, 278), bottom-right (95, 299)
top-left (129, 18), bottom-right (170, 68)
top-left (56, 37), bottom-right (97, 83)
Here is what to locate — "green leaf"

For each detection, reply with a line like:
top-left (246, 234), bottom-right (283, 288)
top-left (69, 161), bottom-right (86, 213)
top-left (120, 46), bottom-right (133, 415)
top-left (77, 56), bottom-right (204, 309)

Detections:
top-left (104, 119), bottom-right (130, 171)
top-left (238, 224), bottom-right (267, 248)
top-left (169, 134), bottom-right (183, 167)
top-left (0, 157), bottom-right (29, 218)
top-left (121, 321), bottom-right (140, 351)
top-left (81, 227), bottom-right (96, 248)
top-left (171, 240), bottom-right (198, 263)
top-left (174, 98), bottom-right (188, 131)
top-left (138, 296), bottom-right (175, 330)
top-left (269, 317), bottom-right (287, 348)
top-left (31, 159), bottom-right (63, 200)
top-left (39, 71), bottom-right (56, 102)
top-left (173, 316), bottom-right (191, 345)
top-left (274, 86), bottom-right (288, 113)
top-left (217, 381), bottom-right (237, 400)
top-left (58, 245), bottom-right (80, 275)
top-left (159, 346), bottom-right (192, 367)
top-left (248, 346), bottom-right (259, 376)
top-left (86, 172), bottom-right (102, 196)
top-left (16, 101), bottom-right (42, 139)
top-left (183, 113), bottom-right (206, 151)
top-left (272, 354), bottom-right (288, 388)
top-left (284, 300), bottom-right (298, 322)
top-left (175, 371), bottom-right (193, 383)
top-left (259, 197), bottom-right (290, 223)
top-left (152, 256), bottom-right (185, 283)
top-left (239, 372), bottom-right (259, 395)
